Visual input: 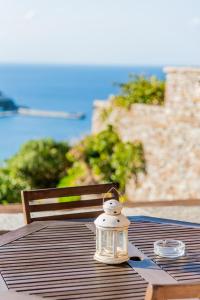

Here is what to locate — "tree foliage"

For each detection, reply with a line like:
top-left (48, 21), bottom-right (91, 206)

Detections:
top-left (113, 75), bottom-right (165, 108)
top-left (0, 169), bottom-right (29, 204)
top-left (7, 139), bottom-right (70, 188)
top-left (0, 139), bottom-right (70, 203)
top-left (60, 126), bottom-right (145, 192)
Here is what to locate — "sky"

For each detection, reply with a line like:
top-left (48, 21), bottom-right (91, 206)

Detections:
top-left (0, 0), bottom-right (199, 66)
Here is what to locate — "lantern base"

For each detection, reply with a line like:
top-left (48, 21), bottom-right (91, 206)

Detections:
top-left (94, 253), bottom-right (129, 264)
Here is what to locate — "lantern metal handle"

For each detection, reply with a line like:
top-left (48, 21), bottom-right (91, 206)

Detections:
top-left (102, 187), bottom-right (122, 204)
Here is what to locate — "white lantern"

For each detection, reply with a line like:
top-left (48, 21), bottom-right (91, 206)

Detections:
top-left (94, 199), bottom-right (130, 264)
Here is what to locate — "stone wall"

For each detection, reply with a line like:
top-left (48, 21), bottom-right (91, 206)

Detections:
top-left (165, 67), bottom-right (200, 106)
top-left (92, 67), bottom-right (200, 202)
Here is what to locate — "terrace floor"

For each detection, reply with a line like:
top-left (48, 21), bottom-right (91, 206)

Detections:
top-left (1, 205), bottom-right (200, 230)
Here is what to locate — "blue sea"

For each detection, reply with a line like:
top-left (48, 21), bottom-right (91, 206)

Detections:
top-left (0, 64), bottom-right (164, 162)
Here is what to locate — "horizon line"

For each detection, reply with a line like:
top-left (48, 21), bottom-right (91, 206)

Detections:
top-left (0, 62), bottom-right (198, 68)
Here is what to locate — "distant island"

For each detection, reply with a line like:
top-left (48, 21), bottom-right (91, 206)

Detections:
top-left (0, 91), bottom-right (85, 120)
top-left (0, 92), bottom-right (18, 112)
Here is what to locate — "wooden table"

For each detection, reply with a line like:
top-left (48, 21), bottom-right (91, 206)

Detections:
top-left (0, 216), bottom-right (200, 299)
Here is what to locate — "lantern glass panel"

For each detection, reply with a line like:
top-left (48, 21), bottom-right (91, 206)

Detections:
top-left (101, 230), bottom-right (113, 256)
top-left (117, 230), bottom-right (127, 256)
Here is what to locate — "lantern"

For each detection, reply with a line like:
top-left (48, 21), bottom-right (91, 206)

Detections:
top-left (94, 199), bottom-right (130, 264)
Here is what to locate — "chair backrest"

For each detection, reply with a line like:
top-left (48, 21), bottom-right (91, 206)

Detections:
top-left (21, 183), bottom-right (119, 224)
top-left (145, 282), bottom-right (200, 300)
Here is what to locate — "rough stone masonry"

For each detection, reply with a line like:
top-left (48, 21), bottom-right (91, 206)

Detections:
top-left (92, 67), bottom-right (200, 202)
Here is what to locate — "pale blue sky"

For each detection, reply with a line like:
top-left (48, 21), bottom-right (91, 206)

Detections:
top-left (0, 0), bottom-right (199, 65)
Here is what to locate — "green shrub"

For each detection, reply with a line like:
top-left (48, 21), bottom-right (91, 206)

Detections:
top-left (60, 126), bottom-right (145, 192)
top-left (0, 139), bottom-right (71, 204)
top-left (6, 139), bottom-right (70, 188)
top-left (113, 75), bottom-right (165, 109)
top-left (0, 169), bottom-right (29, 204)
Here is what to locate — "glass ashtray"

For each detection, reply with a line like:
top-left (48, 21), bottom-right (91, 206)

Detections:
top-left (154, 239), bottom-right (185, 258)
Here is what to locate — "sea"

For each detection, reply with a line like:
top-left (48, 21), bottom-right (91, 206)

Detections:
top-left (0, 64), bottom-right (164, 162)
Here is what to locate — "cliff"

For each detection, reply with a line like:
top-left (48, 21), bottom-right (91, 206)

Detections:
top-left (92, 67), bottom-right (200, 202)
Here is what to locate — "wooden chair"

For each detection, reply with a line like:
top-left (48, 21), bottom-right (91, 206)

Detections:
top-left (145, 282), bottom-right (200, 300)
top-left (21, 183), bottom-right (119, 224)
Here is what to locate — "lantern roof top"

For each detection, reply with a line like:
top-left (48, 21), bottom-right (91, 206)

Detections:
top-left (94, 212), bottom-right (130, 228)
top-left (95, 199), bottom-right (130, 228)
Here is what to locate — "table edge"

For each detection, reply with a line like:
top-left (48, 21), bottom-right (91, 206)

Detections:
top-left (129, 215), bottom-right (200, 228)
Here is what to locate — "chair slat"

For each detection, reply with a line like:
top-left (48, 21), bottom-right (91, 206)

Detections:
top-left (29, 197), bottom-right (112, 212)
top-left (31, 211), bottom-right (103, 222)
